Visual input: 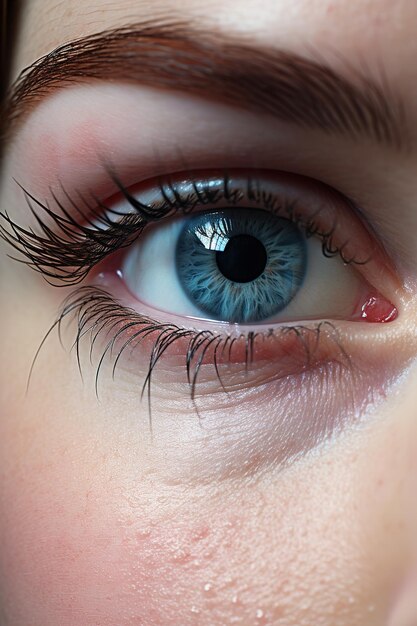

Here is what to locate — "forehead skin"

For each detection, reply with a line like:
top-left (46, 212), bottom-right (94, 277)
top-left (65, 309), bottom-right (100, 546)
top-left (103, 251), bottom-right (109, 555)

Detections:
top-left (10, 0), bottom-right (417, 79)
top-left (1, 1), bottom-right (417, 626)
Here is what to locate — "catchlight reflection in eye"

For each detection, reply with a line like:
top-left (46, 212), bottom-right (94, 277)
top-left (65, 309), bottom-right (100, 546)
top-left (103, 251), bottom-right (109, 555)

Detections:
top-left (175, 209), bottom-right (306, 323)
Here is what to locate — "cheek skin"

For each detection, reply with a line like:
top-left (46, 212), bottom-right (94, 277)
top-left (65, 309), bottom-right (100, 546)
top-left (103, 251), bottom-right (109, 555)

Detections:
top-left (0, 396), bottom-right (413, 626)
top-left (0, 271), bottom-right (415, 626)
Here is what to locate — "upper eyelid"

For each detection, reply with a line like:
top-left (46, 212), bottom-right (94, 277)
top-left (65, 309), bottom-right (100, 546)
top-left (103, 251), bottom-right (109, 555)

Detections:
top-left (2, 21), bottom-right (408, 152)
top-left (0, 168), bottom-right (402, 298)
top-left (113, 169), bottom-right (402, 285)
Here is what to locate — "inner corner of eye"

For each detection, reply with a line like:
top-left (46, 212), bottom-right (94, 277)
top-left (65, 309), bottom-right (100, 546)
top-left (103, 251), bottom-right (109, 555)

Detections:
top-left (356, 291), bottom-right (399, 324)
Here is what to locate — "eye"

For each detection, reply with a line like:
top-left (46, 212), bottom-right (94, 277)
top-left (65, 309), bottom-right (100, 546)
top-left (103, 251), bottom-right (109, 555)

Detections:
top-left (0, 163), bottom-right (401, 390)
top-left (96, 169), bottom-right (397, 327)
top-left (0, 160), bottom-right (407, 474)
top-left (122, 207), bottom-right (361, 324)
top-left (161, 209), bottom-right (307, 323)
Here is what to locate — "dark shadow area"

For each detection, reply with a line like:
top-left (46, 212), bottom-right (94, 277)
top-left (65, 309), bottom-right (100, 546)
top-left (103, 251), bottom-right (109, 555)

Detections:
top-left (1, 0), bottom-right (22, 151)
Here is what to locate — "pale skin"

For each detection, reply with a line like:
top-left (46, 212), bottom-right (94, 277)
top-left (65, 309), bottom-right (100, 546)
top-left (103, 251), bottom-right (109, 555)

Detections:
top-left (1, 1), bottom-right (417, 625)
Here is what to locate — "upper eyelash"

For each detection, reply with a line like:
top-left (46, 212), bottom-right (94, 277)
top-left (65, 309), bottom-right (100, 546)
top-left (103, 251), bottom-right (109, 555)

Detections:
top-left (0, 181), bottom-right (148, 284)
top-left (0, 169), bottom-right (368, 286)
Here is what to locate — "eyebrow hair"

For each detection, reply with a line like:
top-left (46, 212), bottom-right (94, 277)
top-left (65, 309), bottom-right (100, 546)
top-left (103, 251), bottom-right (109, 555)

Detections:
top-left (1, 21), bottom-right (407, 150)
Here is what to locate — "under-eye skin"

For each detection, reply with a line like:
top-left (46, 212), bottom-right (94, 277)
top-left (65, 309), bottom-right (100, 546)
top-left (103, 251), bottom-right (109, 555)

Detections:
top-left (0, 166), bottom-right (408, 471)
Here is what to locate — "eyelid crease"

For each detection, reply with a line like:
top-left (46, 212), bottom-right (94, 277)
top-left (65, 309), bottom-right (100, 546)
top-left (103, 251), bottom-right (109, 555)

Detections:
top-left (0, 168), bottom-right (401, 300)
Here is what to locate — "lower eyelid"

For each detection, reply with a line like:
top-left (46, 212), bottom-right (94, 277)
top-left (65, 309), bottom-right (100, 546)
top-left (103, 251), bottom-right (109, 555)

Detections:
top-left (54, 283), bottom-right (409, 386)
top-left (46, 284), bottom-right (415, 480)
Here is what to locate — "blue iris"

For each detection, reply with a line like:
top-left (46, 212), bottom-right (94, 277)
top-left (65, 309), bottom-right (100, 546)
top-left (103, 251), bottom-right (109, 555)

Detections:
top-left (175, 209), bottom-right (306, 323)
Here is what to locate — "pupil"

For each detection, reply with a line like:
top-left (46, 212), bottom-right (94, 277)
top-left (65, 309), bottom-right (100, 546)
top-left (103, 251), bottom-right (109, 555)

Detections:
top-left (216, 234), bottom-right (267, 283)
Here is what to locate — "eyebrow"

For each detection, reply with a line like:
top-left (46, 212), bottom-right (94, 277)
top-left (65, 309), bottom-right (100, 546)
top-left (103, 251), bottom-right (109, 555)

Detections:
top-left (1, 21), bottom-right (407, 150)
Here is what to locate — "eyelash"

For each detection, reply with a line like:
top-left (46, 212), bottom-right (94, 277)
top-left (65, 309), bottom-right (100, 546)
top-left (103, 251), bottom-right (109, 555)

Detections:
top-left (38, 284), bottom-right (350, 423)
top-left (0, 168), bottom-right (367, 286)
top-left (0, 167), bottom-right (392, 409)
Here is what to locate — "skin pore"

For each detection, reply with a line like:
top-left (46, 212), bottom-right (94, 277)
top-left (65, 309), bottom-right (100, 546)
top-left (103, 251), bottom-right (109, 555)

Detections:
top-left (1, 0), bottom-right (417, 624)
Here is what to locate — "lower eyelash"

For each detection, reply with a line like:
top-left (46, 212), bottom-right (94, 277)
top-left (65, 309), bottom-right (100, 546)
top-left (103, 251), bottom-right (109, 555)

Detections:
top-left (29, 285), bottom-right (354, 425)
